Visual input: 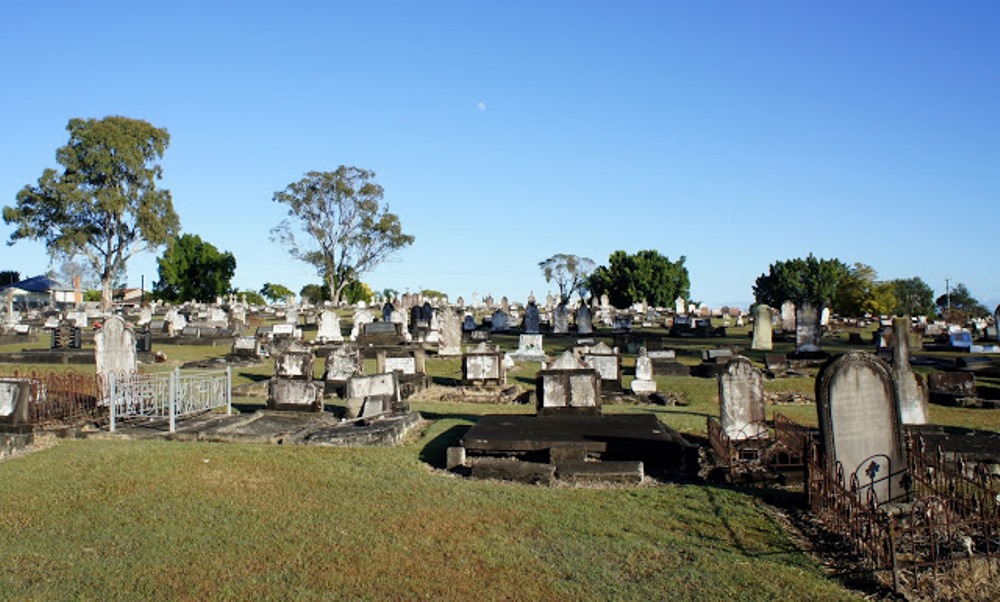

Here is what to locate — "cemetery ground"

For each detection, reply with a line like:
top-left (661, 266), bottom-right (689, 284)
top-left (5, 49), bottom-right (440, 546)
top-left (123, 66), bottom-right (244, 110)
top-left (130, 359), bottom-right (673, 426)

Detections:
top-left (2, 322), bottom-right (1000, 600)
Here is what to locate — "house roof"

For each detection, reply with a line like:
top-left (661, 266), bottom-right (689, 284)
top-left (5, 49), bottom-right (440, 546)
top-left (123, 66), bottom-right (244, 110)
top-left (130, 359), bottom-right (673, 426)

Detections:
top-left (0, 275), bottom-right (75, 294)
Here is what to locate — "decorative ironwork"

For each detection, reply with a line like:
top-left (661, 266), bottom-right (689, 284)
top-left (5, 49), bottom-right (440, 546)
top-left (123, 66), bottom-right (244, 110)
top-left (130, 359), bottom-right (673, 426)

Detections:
top-left (0, 368), bottom-right (101, 425)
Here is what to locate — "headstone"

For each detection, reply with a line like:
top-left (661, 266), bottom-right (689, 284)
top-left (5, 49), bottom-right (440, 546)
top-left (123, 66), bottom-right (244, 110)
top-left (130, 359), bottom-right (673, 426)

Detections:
top-left (490, 310), bottom-right (509, 332)
top-left (581, 342), bottom-right (621, 387)
top-left (536, 350), bottom-right (601, 415)
top-left (462, 351), bottom-right (506, 384)
top-left (437, 308), bottom-right (463, 356)
top-left (268, 341), bottom-right (322, 411)
top-left (631, 348), bottom-right (657, 394)
top-left (382, 302), bottom-right (394, 323)
top-left (575, 305), bottom-right (593, 335)
top-left (511, 334), bottom-right (546, 361)
top-left (612, 315), bottom-right (631, 334)
top-left (892, 317), bottom-right (928, 425)
top-left (795, 302), bottom-right (821, 353)
top-left (323, 345), bottom-right (362, 384)
top-left (274, 342), bottom-right (314, 378)
top-left (816, 352), bottom-right (906, 505)
top-left (552, 305), bottom-right (569, 334)
top-left (718, 357), bottom-right (766, 440)
top-left (315, 309), bottom-right (344, 344)
top-left (751, 304), bottom-right (773, 351)
top-left (523, 302), bottom-right (540, 334)
top-left (0, 378), bottom-right (33, 426)
top-left (674, 296), bottom-right (686, 316)
top-left (780, 300), bottom-right (796, 332)
top-left (95, 316), bottom-right (137, 378)
top-left (349, 309), bottom-right (375, 341)
top-left (231, 336), bottom-right (261, 358)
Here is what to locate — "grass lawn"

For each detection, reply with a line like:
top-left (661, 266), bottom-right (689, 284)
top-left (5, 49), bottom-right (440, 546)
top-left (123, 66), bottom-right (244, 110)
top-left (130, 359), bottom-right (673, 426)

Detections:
top-left (1, 322), bottom-right (998, 599)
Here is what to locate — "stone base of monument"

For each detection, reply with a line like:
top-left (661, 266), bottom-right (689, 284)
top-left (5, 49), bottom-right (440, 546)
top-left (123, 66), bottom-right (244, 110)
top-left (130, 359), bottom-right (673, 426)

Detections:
top-left (460, 413), bottom-right (697, 484)
top-left (0, 429), bottom-right (34, 460)
top-left (0, 348), bottom-right (95, 365)
top-left (398, 374), bottom-right (430, 399)
top-left (266, 379), bottom-right (324, 412)
top-left (89, 409), bottom-right (423, 447)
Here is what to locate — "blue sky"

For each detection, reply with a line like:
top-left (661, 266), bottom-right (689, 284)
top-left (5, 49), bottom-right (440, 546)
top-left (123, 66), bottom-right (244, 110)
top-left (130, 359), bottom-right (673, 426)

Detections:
top-left (2, 2), bottom-right (998, 309)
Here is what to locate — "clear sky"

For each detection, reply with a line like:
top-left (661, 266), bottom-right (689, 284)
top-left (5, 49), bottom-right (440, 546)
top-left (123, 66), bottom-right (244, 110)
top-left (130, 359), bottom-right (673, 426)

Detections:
top-left (2, 2), bottom-right (998, 309)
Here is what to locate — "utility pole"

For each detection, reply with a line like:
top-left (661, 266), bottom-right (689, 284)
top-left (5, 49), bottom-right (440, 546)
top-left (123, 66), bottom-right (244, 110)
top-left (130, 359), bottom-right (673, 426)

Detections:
top-left (945, 277), bottom-right (951, 321)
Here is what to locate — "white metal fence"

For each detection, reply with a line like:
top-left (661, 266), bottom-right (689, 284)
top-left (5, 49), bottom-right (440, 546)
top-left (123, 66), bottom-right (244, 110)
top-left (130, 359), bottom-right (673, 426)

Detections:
top-left (106, 368), bottom-right (232, 432)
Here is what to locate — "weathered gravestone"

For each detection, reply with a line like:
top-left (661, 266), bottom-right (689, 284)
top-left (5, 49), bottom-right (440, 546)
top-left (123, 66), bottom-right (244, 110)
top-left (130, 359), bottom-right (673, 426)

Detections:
top-left (349, 309), bottom-right (375, 341)
top-left (816, 352), bottom-right (907, 505)
top-left (511, 334), bottom-right (546, 361)
top-left (892, 317), bottom-right (928, 424)
top-left (795, 302), bottom-right (821, 353)
top-left (536, 350), bottom-right (601, 415)
top-left (231, 336), bottom-right (262, 358)
top-left (462, 314), bottom-right (477, 332)
top-left (552, 305), bottom-right (570, 334)
top-left (751, 304), bottom-right (773, 351)
top-left (315, 309), bottom-right (344, 344)
top-left (0, 378), bottom-right (32, 426)
top-left (718, 357), bottom-right (766, 440)
top-left (322, 345), bottom-right (362, 396)
top-left (630, 347), bottom-right (657, 394)
top-left (95, 316), bottom-right (137, 378)
top-left (490, 310), bottom-right (510, 333)
top-left (576, 305), bottom-right (593, 335)
top-left (267, 342), bottom-right (322, 412)
top-left (436, 308), bottom-right (463, 357)
top-left (523, 302), bottom-right (540, 334)
top-left (780, 300), bottom-right (796, 332)
top-left (462, 348), bottom-right (506, 385)
top-left (927, 372), bottom-right (977, 406)
top-left (674, 296), bottom-right (686, 316)
top-left (581, 342), bottom-right (621, 391)
top-left (344, 372), bottom-right (403, 418)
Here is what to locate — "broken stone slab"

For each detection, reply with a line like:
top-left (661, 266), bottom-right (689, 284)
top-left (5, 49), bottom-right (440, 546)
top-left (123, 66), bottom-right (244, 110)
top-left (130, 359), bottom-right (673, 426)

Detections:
top-left (470, 458), bottom-right (556, 485)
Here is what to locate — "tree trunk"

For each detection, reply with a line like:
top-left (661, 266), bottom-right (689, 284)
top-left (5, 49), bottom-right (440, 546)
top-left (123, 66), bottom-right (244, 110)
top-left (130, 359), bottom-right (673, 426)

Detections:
top-left (100, 276), bottom-right (113, 310)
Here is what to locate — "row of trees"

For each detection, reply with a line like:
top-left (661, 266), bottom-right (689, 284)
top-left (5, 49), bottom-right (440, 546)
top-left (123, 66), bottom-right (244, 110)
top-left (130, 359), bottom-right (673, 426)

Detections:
top-left (538, 250), bottom-right (690, 310)
top-left (753, 255), bottom-right (990, 320)
top-left (3, 116), bottom-right (413, 308)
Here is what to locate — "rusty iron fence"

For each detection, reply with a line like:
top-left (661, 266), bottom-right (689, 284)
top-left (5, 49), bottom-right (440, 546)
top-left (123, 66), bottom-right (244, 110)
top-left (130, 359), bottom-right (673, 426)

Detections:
top-left (807, 431), bottom-right (1000, 594)
top-left (0, 368), bottom-right (102, 425)
top-left (706, 412), bottom-right (814, 478)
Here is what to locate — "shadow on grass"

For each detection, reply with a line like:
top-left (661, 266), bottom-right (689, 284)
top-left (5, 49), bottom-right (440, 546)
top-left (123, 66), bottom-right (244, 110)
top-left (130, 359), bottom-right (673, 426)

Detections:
top-left (419, 423), bottom-right (471, 468)
top-left (237, 371), bottom-right (271, 383)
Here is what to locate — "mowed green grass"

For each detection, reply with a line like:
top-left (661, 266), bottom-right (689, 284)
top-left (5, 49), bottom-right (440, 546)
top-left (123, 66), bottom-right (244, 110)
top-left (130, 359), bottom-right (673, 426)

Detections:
top-left (0, 432), bottom-right (857, 601)
top-left (2, 322), bottom-right (999, 599)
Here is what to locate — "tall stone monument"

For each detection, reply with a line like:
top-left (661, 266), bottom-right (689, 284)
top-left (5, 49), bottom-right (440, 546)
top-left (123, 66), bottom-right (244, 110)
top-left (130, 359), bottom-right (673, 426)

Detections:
top-left (892, 317), bottom-right (928, 425)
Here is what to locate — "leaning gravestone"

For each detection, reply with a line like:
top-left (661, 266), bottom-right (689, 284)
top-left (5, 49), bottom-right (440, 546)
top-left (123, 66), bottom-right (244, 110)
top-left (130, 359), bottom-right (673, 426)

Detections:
top-left (892, 317), bottom-right (928, 424)
top-left (751, 304), bottom-right (773, 351)
top-left (718, 357), bottom-right (766, 440)
top-left (795, 302), bottom-right (821, 353)
top-left (816, 352), bottom-right (906, 505)
top-left (95, 316), bottom-right (137, 378)
top-left (349, 309), bottom-right (375, 341)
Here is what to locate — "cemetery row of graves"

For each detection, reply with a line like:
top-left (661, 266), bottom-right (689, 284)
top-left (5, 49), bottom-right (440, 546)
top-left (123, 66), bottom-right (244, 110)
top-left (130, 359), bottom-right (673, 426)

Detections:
top-left (2, 293), bottom-right (1000, 597)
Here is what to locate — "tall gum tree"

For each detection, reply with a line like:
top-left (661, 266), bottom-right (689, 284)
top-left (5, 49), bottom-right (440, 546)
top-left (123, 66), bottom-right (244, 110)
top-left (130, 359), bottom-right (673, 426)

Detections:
top-left (3, 116), bottom-right (179, 308)
top-left (270, 167), bottom-right (414, 306)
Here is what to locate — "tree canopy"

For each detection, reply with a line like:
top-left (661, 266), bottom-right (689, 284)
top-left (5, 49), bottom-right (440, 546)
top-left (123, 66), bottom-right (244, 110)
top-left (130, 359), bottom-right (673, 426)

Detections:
top-left (260, 283), bottom-right (294, 303)
top-left (753, 255), bottom-right (849, 309)
top-left (0, 271), bottom-right (19, 287)
top-left (539, 254), bottom-right (595, 305)
top-left (588, 250), bottom-right (689, 309)
top-left (3, 116), bottom-right (179, 308)
top-left (154, 234), bottom-right (236, 303)
top-left (270, 167), bottom-right (414, 306)
top-left (890, 277), bottom-right (935, 317)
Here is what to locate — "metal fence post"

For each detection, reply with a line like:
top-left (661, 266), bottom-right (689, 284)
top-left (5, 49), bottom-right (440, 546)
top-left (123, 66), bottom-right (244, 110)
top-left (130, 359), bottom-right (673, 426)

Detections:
top-left (169, 368), bottom-right (177, 433)
top-left (226, 366), bottom-right (232, 415)
top-left (109, 372), bottom-right (116, 432)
